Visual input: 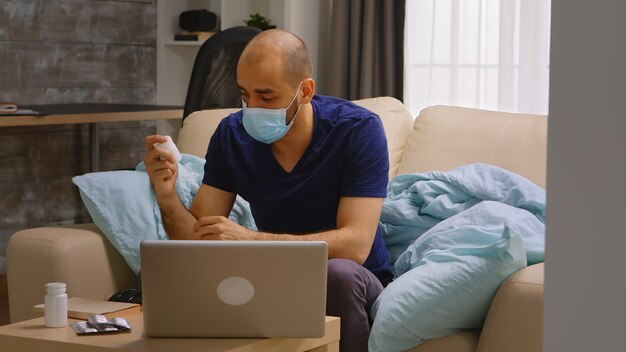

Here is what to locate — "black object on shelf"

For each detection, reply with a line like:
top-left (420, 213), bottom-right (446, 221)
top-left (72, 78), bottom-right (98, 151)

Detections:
top-left (179, 9), bottom-right (219, 32)
top-left (175, 34), bottom-right (198, 41)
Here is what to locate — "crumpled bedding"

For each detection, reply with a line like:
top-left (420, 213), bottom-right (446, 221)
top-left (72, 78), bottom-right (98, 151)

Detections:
top-left (369, 163), bottom-right (546, 352)
top-left (380, 163), bottom-right (546, 269)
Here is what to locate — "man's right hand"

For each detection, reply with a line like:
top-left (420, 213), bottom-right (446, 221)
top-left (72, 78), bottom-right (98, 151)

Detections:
top-left (144, 135), bottom-right (179, 200)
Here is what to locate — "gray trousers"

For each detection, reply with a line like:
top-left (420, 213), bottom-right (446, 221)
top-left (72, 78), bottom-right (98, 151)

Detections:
top-left (326, 258), bottom-right (385, 352)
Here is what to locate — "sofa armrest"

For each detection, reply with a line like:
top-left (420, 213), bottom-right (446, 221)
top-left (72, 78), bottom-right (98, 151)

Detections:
top-left (7, 223), bottom-right (137, 323)
top-left (477, 263), bottom-right (544, 352)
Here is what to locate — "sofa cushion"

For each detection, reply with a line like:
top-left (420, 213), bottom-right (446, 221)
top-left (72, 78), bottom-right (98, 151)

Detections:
top-left (406, 330), bottom-right (479, 352)
top-left (175, 97), bottom-right (414, 178)
top-left (476, 263), bottom-right (544, 352)
top-left (351, 97), bottom-right (414, 177)
top-left (7, 224), bottom-right (137, 322)
top-left (397, 106), bottom-right (547, 188)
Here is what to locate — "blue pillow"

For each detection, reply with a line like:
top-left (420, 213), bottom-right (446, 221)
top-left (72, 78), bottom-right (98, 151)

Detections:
top-left (368, 225), bottom-right (527, 352)
top-left (73, 170), bottom-right (161, 275)
top-left (72, 154), bottom-right (256, 274)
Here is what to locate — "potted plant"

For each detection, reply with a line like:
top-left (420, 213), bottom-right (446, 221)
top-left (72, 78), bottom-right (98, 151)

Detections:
top-left (243, 13), bottom-right (276, 30)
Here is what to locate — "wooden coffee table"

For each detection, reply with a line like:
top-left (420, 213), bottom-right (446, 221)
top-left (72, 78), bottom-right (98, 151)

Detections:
top-left (0, 313), bottom-right (340, 352)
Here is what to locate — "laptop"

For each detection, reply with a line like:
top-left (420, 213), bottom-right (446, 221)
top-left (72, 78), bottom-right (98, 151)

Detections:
top-left (140, 240), bottom-right (328, 338)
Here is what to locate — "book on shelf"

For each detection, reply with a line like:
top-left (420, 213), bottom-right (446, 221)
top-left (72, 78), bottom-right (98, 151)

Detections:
top-left (174, 31), bottom-right (216, 42)
top-left (33, 297), bottom-right (141, 320)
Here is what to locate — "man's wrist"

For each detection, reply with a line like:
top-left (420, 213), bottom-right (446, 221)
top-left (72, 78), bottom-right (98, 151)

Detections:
top-left (155, 191), bottom-right (181, 211)
top-left (256, 231), bottom-right (287, 241)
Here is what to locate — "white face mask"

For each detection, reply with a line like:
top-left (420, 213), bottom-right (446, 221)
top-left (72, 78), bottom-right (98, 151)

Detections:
top-left (241, 82), bottom-right (303, 144)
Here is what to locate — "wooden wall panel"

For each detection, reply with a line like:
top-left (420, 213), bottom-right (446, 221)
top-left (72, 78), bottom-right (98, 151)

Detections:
top-left (0, 88), bottom-right (46, 104)
top-left (0, 0), bottom-right (45, 41)
top-left (0, 0), bottom-right (154, 43)
top-left (43, 0), bottom-right (156, 44)
top-left (0, 0), bottom-right (159, 275)
top-left (0, 87), bottom-right (155, 105)
top-left (0, 43), bottom-right (155, 90)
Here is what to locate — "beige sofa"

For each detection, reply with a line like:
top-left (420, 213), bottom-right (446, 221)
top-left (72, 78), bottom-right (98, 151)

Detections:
top-left (7, 97), bottom-right (546, 352)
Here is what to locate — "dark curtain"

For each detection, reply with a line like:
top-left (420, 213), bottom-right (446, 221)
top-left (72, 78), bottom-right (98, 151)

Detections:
top-left (327, 0), bottom-right (405, 101)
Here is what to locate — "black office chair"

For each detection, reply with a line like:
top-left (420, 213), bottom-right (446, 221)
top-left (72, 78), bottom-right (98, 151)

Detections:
top-left (182, 26), bottom-right (262, 121)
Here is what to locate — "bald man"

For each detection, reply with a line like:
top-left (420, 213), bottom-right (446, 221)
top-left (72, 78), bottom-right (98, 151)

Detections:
top-left (144, 29), bottom-right (394, 351)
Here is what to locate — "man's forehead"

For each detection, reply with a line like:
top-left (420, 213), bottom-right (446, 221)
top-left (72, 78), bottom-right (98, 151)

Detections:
top-left (237, 55), bottom-right (286, 84)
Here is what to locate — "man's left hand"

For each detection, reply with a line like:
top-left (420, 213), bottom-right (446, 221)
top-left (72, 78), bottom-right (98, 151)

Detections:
top-left (192, 216), bottom-right (256, 240)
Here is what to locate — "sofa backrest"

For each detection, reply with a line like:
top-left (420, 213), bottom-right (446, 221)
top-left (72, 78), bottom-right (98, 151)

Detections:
top-left (177, 108), bottom-right (239, 158)
top-left (397, 105), bottom-right (547, 188)
top-left (176, 96), bottom-right (414, 178)
top-left (176, 100), bottom-right (547, 189)
top-left (351, 97), bottom-right (414, 177)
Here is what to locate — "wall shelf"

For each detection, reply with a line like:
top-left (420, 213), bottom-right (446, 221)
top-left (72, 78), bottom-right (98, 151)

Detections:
top-left (163, 41), bottom-right (206, 47)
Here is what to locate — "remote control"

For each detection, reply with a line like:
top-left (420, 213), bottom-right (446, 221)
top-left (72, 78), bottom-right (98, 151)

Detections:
top-left (153, 136), bottom-right (182, 162)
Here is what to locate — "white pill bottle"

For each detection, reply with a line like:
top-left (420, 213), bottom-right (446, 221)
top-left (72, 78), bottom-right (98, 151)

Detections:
top-left (44, 282), bottom-right (68, 327)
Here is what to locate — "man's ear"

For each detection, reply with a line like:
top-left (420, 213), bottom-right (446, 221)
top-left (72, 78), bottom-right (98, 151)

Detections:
top-left (300, 78), bottom-right (315, 103)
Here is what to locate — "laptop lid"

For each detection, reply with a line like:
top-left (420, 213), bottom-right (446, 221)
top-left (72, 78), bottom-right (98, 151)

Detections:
top-left (140, 240), bottom-right (328, 338)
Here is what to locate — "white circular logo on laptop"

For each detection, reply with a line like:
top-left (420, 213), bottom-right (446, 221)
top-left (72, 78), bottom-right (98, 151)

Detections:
top-left (217, 276), bottom-right (255, 306)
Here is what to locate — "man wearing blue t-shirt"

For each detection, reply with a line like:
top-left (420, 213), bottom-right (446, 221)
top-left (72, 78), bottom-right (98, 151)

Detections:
top-left (144, 29), bottom-right (393, 352)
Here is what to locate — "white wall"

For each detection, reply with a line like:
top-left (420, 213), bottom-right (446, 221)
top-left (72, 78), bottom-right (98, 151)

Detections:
top-left (220, 0), bottom-right (332, 94)
top-left (544, 1), bottom-right (626, 351)
top-left (284, 0), bottom-right (330, 94)
top-left (282, 0), bottom-right (332, 95)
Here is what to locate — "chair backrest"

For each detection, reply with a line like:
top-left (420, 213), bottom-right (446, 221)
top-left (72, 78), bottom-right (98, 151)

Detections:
top-left (182, 26), bottom-right (262, 120)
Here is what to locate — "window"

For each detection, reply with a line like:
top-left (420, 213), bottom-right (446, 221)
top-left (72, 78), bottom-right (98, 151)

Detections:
top-left (404, 0), bottom-right (551, 116)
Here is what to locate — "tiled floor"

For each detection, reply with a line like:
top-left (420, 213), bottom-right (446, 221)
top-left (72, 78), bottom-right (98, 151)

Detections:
top-left (0, 275), bottom-right (9, 325)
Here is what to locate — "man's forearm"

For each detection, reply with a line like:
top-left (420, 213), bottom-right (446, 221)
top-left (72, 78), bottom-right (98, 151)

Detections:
top-left (157, 194), bottom-right (198, 240)
top-left (252, 228), bottom-right (371, 265)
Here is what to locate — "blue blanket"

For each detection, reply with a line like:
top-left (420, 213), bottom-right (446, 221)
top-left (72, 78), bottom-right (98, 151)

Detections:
top-left (380, 163), bottom-right (546, 269)
top-left (369, 164), bottom-right (546, 351)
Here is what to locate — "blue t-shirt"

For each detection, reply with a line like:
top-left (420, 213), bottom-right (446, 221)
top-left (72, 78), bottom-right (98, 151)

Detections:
top-left (202, 95), bottom-right (394, 286)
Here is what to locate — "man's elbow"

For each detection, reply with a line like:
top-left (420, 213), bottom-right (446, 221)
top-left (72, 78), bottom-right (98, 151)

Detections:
top-left (333, 246), bottom-right (368, 265)
top-left (352, 252), bottom-right (369, 266)
top-left (350, 239), bottom-right (373, 265)
top-left (335, 227), bottom-right (375, 265)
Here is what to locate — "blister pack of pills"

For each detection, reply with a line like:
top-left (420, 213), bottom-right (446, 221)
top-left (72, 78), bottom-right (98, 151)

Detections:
top-left (70, 314), bottom-right (132, 335)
